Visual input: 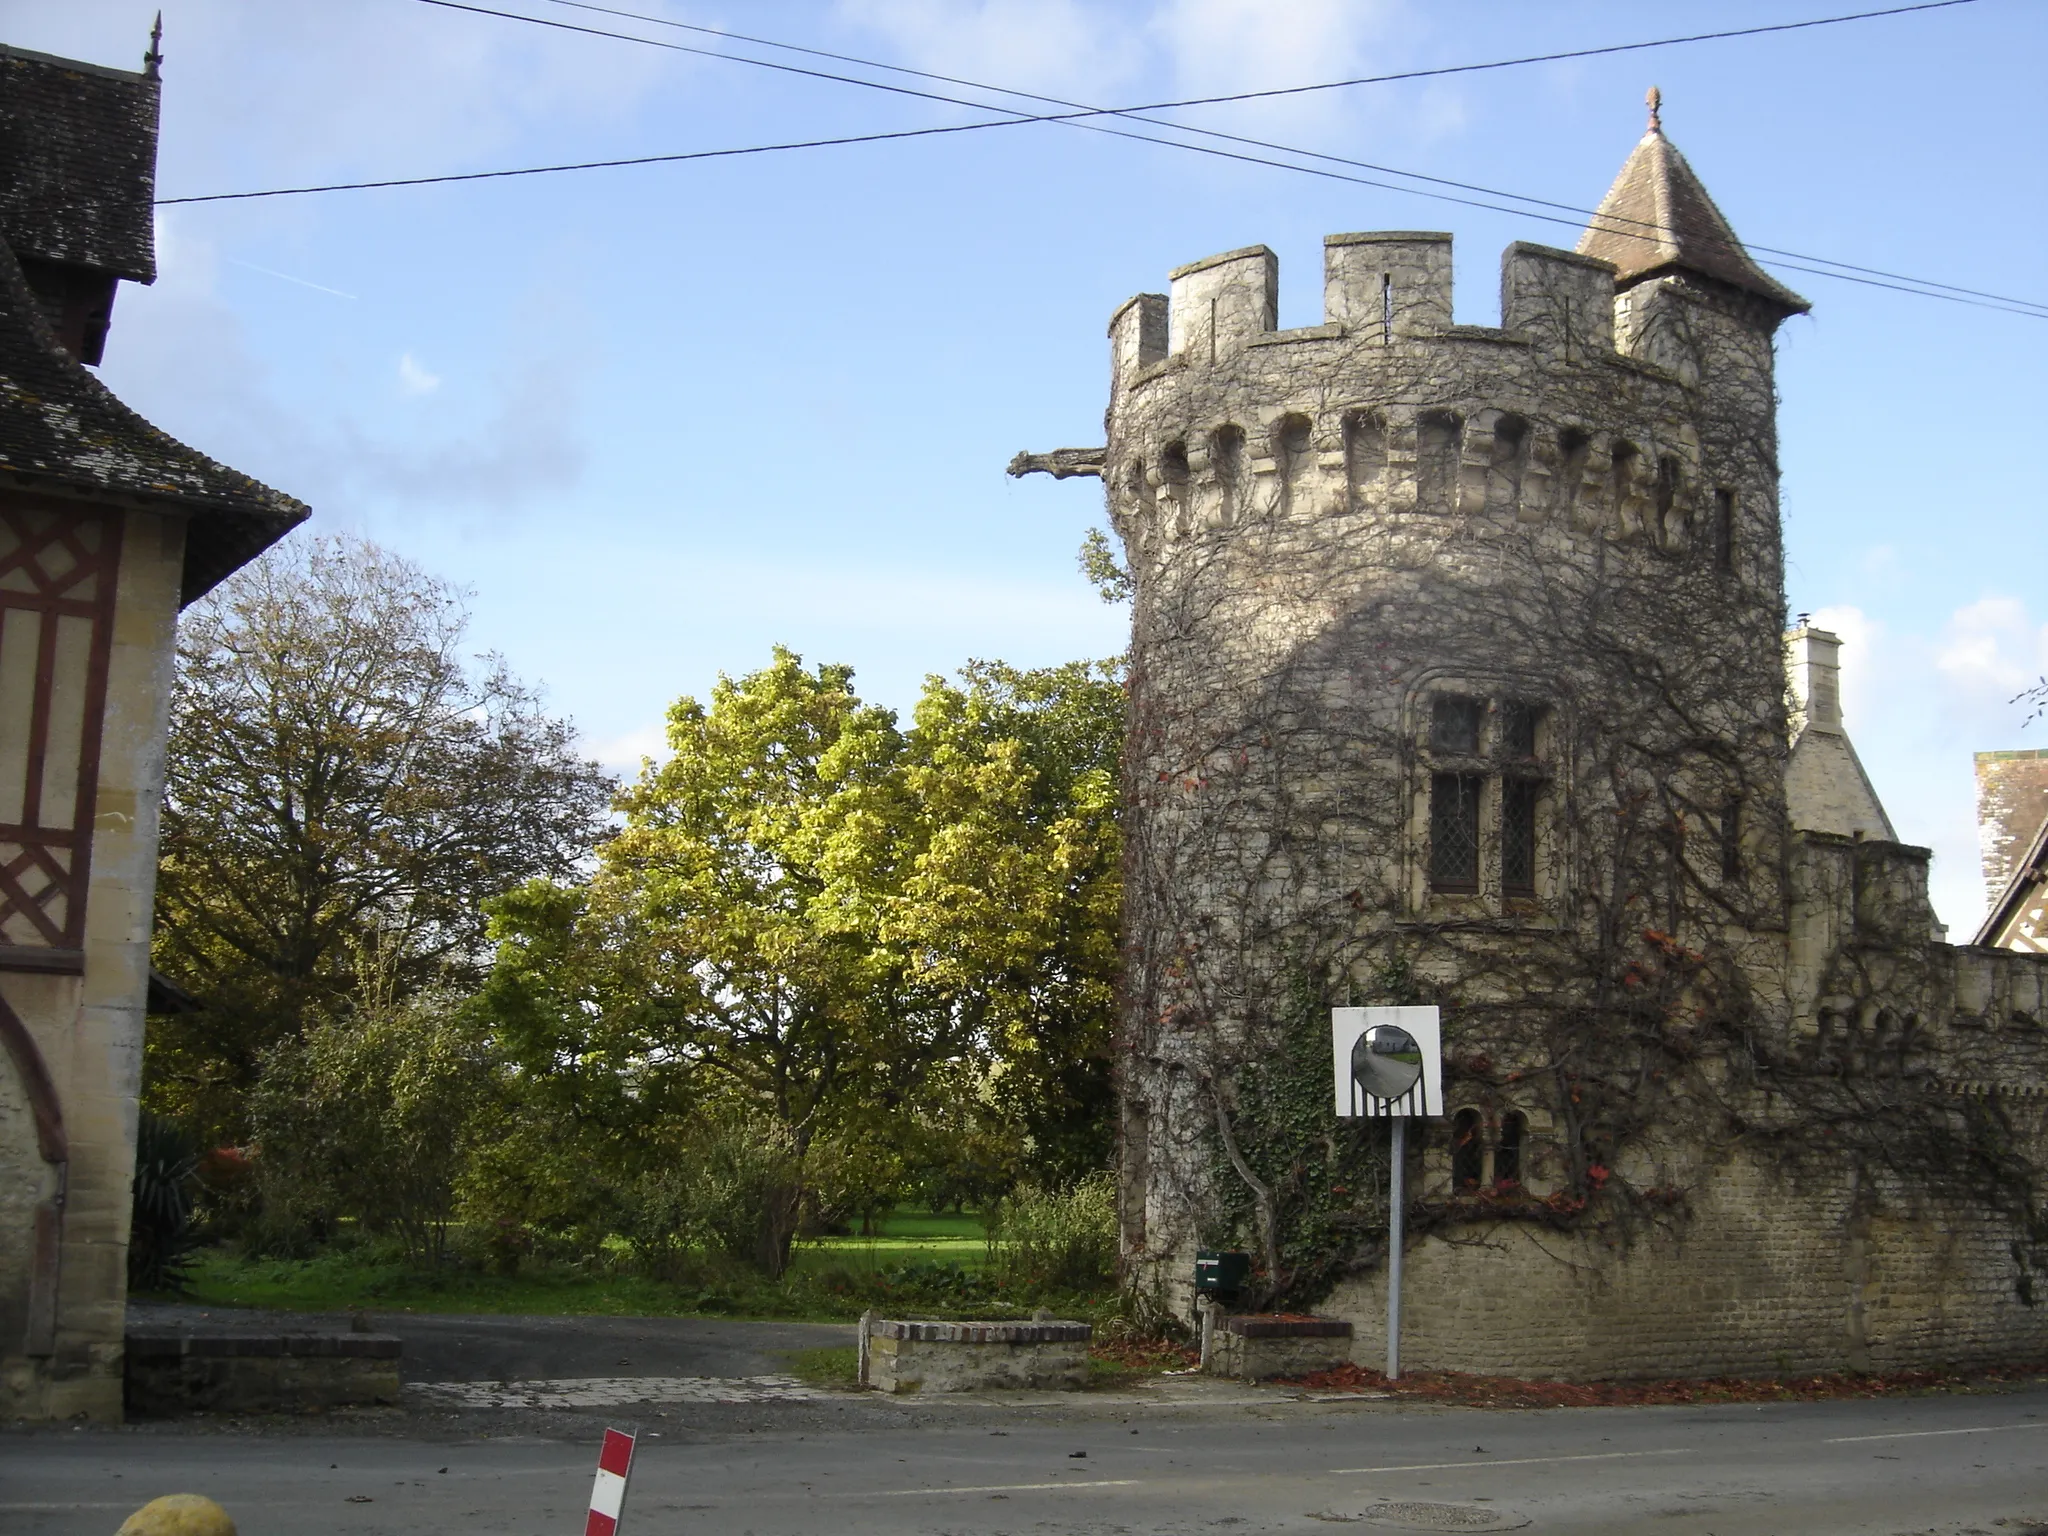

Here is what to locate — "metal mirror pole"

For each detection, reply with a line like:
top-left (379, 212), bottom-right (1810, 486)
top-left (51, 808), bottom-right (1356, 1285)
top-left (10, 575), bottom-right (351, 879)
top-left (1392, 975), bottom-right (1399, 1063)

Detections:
top-left (1387, 1115), bottom-right (1405, 1380)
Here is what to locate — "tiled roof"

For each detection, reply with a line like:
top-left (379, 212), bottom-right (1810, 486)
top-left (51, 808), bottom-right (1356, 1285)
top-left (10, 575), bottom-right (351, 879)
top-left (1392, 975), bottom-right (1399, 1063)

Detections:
top-left (1577, 127), bottom-right (1808, 317)
top-left (0, 234), bottom-right (306, 602)
top-left (0, 45), bottom-right (158, 283)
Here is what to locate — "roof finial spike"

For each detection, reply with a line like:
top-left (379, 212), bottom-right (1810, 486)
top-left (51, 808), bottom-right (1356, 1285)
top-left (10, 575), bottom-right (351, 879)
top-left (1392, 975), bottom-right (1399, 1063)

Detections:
top-left (1645, 84), bottom-right (1663, 135)
top-left (144, 11), bottom-right (164, 78)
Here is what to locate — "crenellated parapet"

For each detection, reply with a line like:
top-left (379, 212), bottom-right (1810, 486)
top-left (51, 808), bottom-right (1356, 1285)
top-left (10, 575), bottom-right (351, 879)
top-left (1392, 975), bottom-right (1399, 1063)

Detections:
top-left (1102, 232), bottom-right (1782, 594)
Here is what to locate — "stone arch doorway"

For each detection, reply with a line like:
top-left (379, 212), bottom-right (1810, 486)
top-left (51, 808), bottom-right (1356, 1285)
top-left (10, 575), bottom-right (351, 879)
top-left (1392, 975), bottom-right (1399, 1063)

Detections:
top-left (0, 989), bottom-right (66, 1361)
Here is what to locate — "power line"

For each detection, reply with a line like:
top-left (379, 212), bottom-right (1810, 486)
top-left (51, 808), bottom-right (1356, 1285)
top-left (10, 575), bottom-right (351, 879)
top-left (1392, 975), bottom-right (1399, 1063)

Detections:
top-left (158, 0), bottom-right (2041, 318)
top-left (525, 0), bottom-right (2039, 315)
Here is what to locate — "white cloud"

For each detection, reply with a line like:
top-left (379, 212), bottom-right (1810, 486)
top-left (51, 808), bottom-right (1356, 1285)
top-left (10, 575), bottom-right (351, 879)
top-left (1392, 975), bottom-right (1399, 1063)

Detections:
top-left (397, 354), bottom-right (443, 396)
top-left (101, 218), bottom-right (587, 523)
top-left (1151, 0), bottom-right (1407, 139)
top-left (832, 0), bottom-right (1424, 143)
top-left (834, 0), bottom-right (1143, 102)
top-left (1935, 596), bottom-right (2048, 703)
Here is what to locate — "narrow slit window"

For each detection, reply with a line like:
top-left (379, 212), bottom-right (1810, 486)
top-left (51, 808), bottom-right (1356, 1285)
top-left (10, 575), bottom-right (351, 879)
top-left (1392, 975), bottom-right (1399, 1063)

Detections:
top-left (1720, 797), bottom-right (1743, 880)
top-left (1429, 772), bottom-right (1483, 892)
top-left (1496, 1112), bottom-right (1525, 1186)
top-left (1713, 488), bottom-right (1736, 575)
top-left (1381, 273), bottom-right (1393, 342)
top-left (1502, 779), bottom-right (1539, 897)
top-left (1451, 1108), bottom-right (1484, 1190)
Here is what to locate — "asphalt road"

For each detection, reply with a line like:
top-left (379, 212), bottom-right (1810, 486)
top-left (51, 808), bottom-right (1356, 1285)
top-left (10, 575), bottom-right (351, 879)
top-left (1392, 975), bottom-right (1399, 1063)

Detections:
top-left (8, 1378), bottom-right (2048, 1535)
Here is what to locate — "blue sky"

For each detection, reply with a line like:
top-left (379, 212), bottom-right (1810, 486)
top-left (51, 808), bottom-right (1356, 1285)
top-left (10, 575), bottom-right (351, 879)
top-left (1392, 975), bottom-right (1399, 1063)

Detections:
top-left (11, 0), bottom-right (2045, 935)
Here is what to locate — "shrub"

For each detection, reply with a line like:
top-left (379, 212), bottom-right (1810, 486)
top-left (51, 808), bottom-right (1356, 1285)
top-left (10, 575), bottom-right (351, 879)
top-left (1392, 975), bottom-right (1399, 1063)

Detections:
top-left (248, 991), bottom-right (498, 1266)
top-left (987, 1171), bottom-right (1117, 1294)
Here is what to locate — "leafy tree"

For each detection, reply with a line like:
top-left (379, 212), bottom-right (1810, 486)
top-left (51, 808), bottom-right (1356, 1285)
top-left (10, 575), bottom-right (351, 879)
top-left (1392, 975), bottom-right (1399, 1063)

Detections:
top-left (248, 987), bottom-right (500, 1266)
top-left (482, 648), bottom-right (1124, 1272)
top-left (485, 648), bottom-right (924, 1275)
top-left (892, 658), bottom-right (1124, 1178)
top-left (148, 534), bottom-right (613, 1140)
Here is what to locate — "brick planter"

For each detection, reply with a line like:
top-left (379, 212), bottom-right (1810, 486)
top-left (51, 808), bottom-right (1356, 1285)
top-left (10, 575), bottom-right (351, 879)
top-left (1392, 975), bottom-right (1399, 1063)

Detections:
top-left (1210, 1315), bottom-right (1353, 1381)
top-left (861, 1317), bottom-right (1091, 1394)
top-left (125, 1330), bottom-right (402, 1415)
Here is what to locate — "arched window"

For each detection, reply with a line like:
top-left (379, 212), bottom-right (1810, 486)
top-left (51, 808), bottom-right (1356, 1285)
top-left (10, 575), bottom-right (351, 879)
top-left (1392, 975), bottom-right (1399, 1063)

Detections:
top-left (1654, 453), bottom-right (1685, 548)
top-left (1451, 1108), bottom-right (1484, 1191)
top-left (1417, 411), bottom-right (1463, 513)
top-left (1344, 409), bottom-right (1386, 510)
top-left (1608, 439), bottom-right (1641, 537)
top-left (1210, 424), bottom-right (1245, 526)
top-left (1488, 414), bottom-right (1529, 519)
top-left (1495, 1111), bottom-right (1526, 1187)
top-left (1160, 440), bottom-right (1190, 535)
top-left (1556, 427), bottom-right (1591, 524)
top-left (1274, 414), bottom-right (1313, 518)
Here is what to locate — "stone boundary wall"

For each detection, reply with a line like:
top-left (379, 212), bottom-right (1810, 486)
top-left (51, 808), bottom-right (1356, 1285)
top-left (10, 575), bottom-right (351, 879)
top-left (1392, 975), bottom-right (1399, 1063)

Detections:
top-left (860, 1317), bottom-right (1090, 1394)
top-left (124, 1330), bottom-right (401, 1415)
top-left (1211, 1315), bottom-right (1353, 1380)
top-left (1324, 1144), bottom-right (2048, 1381)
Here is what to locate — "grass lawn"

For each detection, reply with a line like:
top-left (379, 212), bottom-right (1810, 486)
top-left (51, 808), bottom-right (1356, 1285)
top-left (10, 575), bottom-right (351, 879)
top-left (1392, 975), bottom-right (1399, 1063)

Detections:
top-left (790, 1208), bottom-right (988, 1275)
top-left (165, 1210), bottom-right (1014, 1323)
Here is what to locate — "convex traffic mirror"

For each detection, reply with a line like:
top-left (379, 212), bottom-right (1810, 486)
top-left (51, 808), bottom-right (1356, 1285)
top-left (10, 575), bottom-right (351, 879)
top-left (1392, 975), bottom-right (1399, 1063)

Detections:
top-left (1352, 1024), bottom-right (1423, 1104)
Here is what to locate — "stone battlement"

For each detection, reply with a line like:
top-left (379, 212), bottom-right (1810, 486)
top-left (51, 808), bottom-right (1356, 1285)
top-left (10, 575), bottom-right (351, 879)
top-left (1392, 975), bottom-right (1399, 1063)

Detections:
top-left (1110, 234), bottom-right (1629, 388)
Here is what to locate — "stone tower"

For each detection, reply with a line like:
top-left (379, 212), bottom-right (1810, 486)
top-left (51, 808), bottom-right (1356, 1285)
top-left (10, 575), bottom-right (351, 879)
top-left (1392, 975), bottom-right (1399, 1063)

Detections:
top-left (1020, 101), bottom-right (2048, 1379)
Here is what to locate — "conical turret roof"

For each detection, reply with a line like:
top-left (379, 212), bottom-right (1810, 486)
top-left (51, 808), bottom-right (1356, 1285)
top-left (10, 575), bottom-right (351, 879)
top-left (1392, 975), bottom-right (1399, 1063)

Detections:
top-left (1577, 91), bottom-right (1808, 318)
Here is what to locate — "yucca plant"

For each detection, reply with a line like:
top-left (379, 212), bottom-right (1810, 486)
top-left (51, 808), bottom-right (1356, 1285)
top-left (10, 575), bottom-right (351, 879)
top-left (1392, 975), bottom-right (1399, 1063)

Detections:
top-left (128, 1111), bottom-right (202, 1293)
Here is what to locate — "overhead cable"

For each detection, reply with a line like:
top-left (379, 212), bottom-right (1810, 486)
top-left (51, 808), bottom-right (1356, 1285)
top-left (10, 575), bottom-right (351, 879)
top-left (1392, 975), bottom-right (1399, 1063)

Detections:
top-left (158, 0), bottom-right (2039, 317)
top-left (531, 0), bottom-right (2031, 312)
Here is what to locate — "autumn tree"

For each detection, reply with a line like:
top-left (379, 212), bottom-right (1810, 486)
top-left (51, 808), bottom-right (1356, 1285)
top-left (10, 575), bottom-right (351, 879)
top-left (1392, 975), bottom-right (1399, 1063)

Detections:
top-left (149, 535), bottom-right (613, 1139)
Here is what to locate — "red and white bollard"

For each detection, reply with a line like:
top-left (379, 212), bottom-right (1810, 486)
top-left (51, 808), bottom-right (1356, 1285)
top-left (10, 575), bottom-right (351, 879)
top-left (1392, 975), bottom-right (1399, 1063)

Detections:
top-left (583, 1426), bottom-right (637, 1536)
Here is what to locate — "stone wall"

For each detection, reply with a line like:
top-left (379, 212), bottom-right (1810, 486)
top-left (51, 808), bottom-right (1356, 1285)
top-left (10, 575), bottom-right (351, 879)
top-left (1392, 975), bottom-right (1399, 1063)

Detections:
top-left (862, 1318), bottom-right (1090, 1394)
top-left (1210, 1315), bottom-right (1352, 1380)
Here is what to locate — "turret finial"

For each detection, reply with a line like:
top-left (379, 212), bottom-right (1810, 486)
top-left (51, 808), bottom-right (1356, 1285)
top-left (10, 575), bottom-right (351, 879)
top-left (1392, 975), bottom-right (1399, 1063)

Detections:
top-left (144, 12), bottom-right (163, 78)
top-left (1645, 85), bottom-right (1662, 134)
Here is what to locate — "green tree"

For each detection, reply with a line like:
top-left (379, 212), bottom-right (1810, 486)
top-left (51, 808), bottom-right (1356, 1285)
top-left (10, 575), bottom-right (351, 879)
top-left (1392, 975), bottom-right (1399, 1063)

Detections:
top-left (893, 658), bottom-right (1124, 1179)
top-left (485, 648), bottom-right (928, 1276)
top-left (481, 648), bottom-right (1124, 1271)
top-left (249, 987), bottom-right (500, 1266)
top-left (149, 535), bottom-right (613, 1141)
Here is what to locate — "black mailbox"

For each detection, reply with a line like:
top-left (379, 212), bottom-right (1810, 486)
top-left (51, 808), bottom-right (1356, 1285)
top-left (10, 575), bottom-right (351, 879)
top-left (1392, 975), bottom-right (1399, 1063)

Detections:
top-left (1194, 1249), bottom-right (1251, 1302)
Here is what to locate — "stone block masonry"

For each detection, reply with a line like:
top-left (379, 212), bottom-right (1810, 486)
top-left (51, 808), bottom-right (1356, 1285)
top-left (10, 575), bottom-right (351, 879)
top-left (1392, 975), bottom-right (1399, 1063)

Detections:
top-left (1210, 1316), bottom-right (1353, 1381)
top-left (861, 1318), bottom-right (1090, 1394)
top-left (124, 1329), bottom-right (401, 1415)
